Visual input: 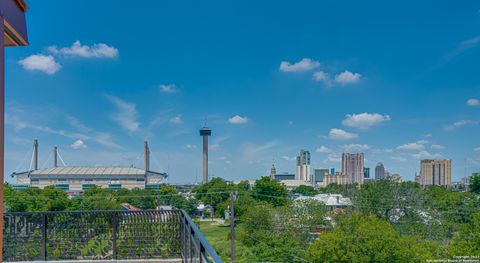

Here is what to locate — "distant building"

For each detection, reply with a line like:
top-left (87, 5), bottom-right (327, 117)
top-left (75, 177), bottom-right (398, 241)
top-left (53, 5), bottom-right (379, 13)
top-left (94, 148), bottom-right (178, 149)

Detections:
top-left (270, 164), bottom-right (277, 180)
top-left (314, 168), bottom-right (330, 183)
top-left (14, 140), bottom-right (167, 193)
top-left (295, 150), bottom-right (311, 181)
top-left (389, 173), bottom-right (403, 182)
top-left (274, 173), bottom-right (295, 181)
top-left (330, 168), bottom-right (335, 174)
top-left (294, 194), bottom-right (352, 210)
top-left (414, 173), bottom-right (420, 184)
top-left (419, 159), bottom-right (452, 187)
top-left (270, 164), bottom-right (295, 182)
top-left (281, 180), bottom-right (312, 190)
top-left (364, 167), bottom-right (370, 179)
top-left (375, 163), bottom-right (385, 180)
top-left (323, 172), bottom-right (349, 186)
top-left (342, 153), bottom-right (364, 184)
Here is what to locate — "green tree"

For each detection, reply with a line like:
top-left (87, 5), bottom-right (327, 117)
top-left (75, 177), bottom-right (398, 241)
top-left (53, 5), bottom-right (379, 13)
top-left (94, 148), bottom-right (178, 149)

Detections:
top-left (40, 186), bottom-right (72, 211)
top-left (252, 176), bottom-right (289, 206)
top-left (307, 213), bottom-right (444, 263)
top-left (81, 186), bottom-right (121, 210)
top-left (193, 177), bottom-right (232, 210)
top-left (470, 173), bottom-right (480, 194)
top-left (448, 214), bottom-right (480, 256)
top-left (293, 185), bottom-right (317, 196)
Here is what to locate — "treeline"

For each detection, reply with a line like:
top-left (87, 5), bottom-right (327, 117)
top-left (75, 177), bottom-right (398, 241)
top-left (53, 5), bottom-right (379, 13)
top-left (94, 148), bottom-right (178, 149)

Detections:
top-left (4, 184), bottom-right (197, 214)
top-left (193, 176), bottom-right (480, 262)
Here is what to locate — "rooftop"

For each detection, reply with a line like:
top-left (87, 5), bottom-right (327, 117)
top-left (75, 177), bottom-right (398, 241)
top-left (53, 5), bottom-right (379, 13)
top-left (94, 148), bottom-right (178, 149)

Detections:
top-left (17, 166), bottom-right (166, 176)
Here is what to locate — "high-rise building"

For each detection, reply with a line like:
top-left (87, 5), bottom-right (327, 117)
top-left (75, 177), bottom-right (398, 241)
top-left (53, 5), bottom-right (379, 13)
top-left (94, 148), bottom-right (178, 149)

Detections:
top-left (323, 172), bottom-right (349, 186)
top-left (314, 168), bottom-right (330, 183)
top-left (420, 159), bottom-right (452, 187)
top-left (295, 150), bottom-right (311, 181)
top-left (375, 163), bottom-right (386, 180)
top-left (364, 167), bottom-right (370, 179)
top-left (342, 153), bottom-right (364, 184)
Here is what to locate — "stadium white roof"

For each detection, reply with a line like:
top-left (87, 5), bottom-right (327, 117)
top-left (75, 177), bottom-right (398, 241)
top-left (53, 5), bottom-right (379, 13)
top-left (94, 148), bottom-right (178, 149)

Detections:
top-left (26, 166), bottom-right (164, 176)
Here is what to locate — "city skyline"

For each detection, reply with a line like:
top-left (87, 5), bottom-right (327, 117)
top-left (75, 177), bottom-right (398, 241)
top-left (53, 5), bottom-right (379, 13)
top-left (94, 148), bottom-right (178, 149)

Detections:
top-left (5, 1), bottom-right (480, 184)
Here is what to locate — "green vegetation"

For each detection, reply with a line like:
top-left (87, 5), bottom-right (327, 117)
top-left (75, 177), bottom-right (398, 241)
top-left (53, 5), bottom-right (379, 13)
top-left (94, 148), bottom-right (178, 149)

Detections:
top-left (307, 213), bottom-right (444, 262)
top-left (196, 221), bottom-right (254, 262)
top-left (195, 177), bottom-right (480, 262)
top-left (292, 185), bottom-right (317, 196)
top-left (4, 183), bottom-right (196, 213)
top-left (470, 173), bottom-right (480, 193)
top-left (5, 175), bottom-right (480, 262)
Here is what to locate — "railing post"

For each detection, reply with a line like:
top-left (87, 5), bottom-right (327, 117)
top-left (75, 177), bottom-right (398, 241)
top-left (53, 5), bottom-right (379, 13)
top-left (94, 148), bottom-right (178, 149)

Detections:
top-left (200, 244), bottom-right (205, 263)
top-left (112, 212), bottom-right (117, 260)
top-left (41, 214), bottom-right (47, 261)
top-left (189, 225), bottom-right (193, 263)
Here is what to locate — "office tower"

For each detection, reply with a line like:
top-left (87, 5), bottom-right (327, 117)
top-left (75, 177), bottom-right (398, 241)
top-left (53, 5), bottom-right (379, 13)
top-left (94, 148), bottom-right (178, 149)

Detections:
top-left (314, 168), bottom-right (330, 183)
top-left (295, 150), bottom-right (311, 181)
top-left (364, 167), bottom-right (370, 179)
top-left (375, 163), bottom-right (385, 180)
top-left (342, 153), bottom-right (365, 184)
top-left (420, 159), bottom-right (452, 187)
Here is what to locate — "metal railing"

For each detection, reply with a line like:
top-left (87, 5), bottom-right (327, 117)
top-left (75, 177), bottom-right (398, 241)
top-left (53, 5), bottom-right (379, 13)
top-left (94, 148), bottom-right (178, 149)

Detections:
top-left (180, 210), bottom-right (223, 263)
top-left (3, 209), bottom-right (223, 263)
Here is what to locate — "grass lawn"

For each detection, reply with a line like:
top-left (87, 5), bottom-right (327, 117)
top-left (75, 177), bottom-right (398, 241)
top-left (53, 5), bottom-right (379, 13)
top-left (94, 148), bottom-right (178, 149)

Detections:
top-left (196, 220), bottom-right (255, 263)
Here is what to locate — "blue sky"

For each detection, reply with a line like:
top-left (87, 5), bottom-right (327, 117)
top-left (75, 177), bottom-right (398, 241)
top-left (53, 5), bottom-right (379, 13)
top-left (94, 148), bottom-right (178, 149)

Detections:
top-left (5, 0), bottom-right (480, 183)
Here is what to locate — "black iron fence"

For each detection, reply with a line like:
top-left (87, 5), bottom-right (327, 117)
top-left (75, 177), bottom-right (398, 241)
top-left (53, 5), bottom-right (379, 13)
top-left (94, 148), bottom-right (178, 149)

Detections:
top-left (3, 210), bottom-right (222, 263)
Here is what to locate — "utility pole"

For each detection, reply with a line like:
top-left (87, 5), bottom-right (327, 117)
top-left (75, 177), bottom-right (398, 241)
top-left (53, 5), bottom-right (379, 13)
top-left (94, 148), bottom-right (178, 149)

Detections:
top-left (230, 192), bottom-right (235, 263)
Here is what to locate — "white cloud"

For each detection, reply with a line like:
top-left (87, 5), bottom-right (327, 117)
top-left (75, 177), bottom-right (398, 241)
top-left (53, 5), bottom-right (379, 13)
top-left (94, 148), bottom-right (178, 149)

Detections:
top-left (169, 115), bottom-right (183, 124)
top-left (445, 36), bottom-right (480, 60)
top-left (6, 104), bottom-right (121, 149)
top-left (316, 146), bottom-right (332, 153)
top-left (467, 98), bottom-right (479, 106)
top-left (71, 139), bottom-right (87, 149)
top-left (185, 144), bottom-right (197, 149)
top-left (334, 70), bottom-right (361, 85)
top-left (397, 140), bottom-right (428, 151)
top-left (160, 84), bottom-right (179, 93)
top-left (67, 116), bottom-right (93, 132)
top-left (312, 71), bottom-right (331, 85)
top-left (390, 156), bottom-right (407, 162)
top-left (328, 128), bottom-right (359, 140)
top-left (279, 58), bottom-right (320, 72)
top-left (343, 144), bottom-right (370, 152)
top-left (48, 40), bottom-right (118, 58)
top-left (228, 115), bottom-right (248, 125)
top-left (412, 150), bottom-right (443, 159)
top-left (242, 141), bottom-right (278, 159)
top-left (423, 133), bottom-right (433, 138)
top-left (282, 156), bottom-right (296, 161)
top-left (324, 153), bottom-right (342, 163)
top-left (18, 54), bottom-right (61, 74)
top-left (342, 113), bottom-right (391, 129)
top-left (106, 95), bottom-right (140, 133)
top-left (474, 147), bottom-right (480, 152)
top-left (444, 120), bottom-right (479, 130)
top-left (372, 148), bottom-right (393, 154)
top-left (431, 144), bottom-right (445, 150)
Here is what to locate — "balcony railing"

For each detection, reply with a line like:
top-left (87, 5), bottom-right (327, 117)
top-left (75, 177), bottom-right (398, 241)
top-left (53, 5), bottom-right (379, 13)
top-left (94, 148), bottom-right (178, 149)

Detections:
top-left (3, 210), bottom-right (223, 263)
